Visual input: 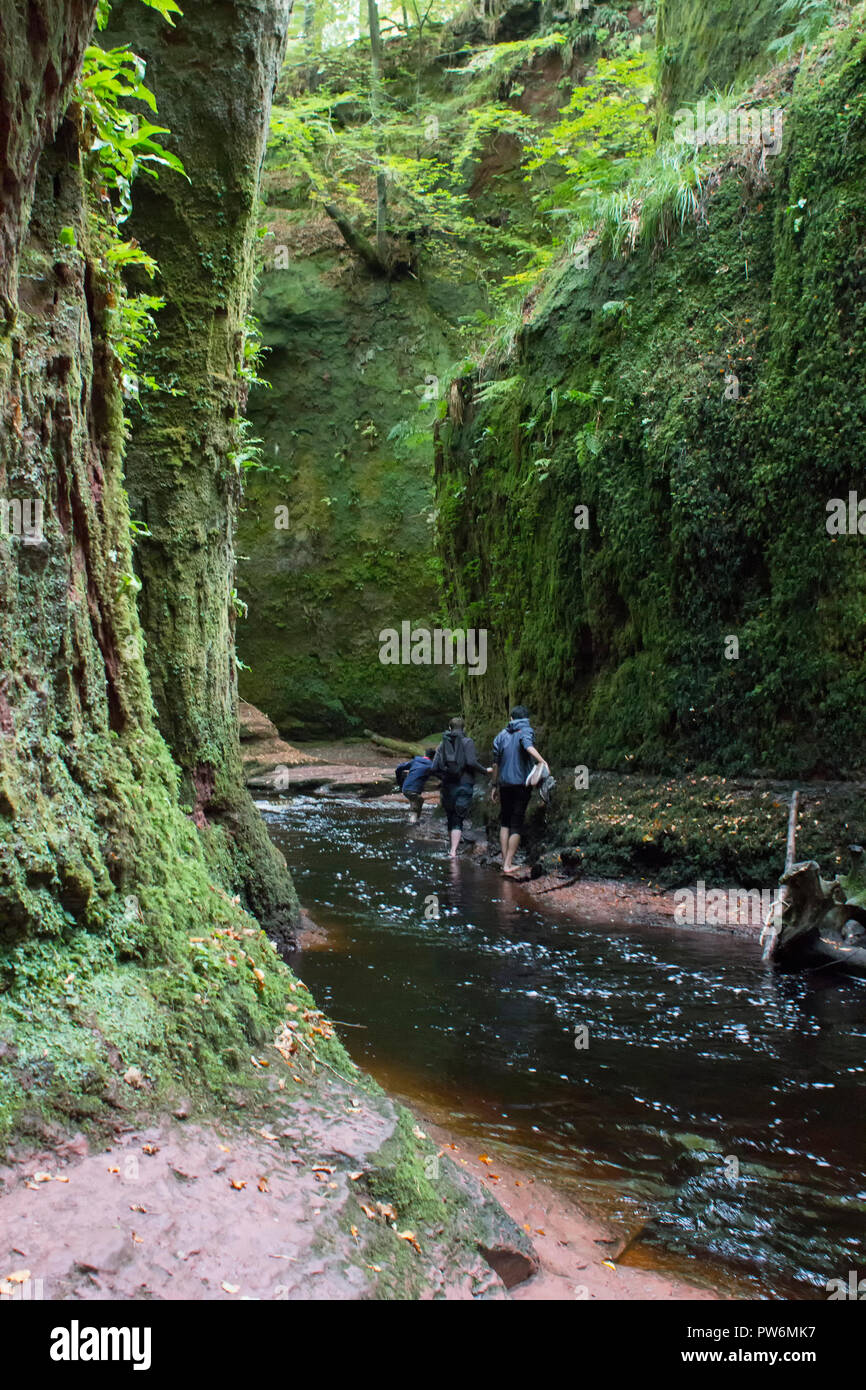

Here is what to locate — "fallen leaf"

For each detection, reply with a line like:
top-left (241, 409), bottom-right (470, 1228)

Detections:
top-left (129, 1204), bottom-right (147, 1214)
top-left (376, 1202), bottom-right (397, 1221)
top-left (131, 1232), bottom-right (143, 1244)
top-left (477, 1154), bottom-right (492, 1165)
top-left (257, 1178), bottom-right (269, 1193)
top-left (107, 1166), bottom-right (120, 1175)
top-left (221, 1282), bottom-right (240, 1294)
top-left (350, 1225), bottom-right (359, 1242)
top-left (396, 1230), bottom-right (422, 1253)
top-left (349, 1171), bottom-right (364, 1181)
top-left (3, 1270), bottom-right (30, 1284)
top-left (55, 1175), bottom-right (70, 1184)
top-left (142, 1144), bottom-right (159, 1156)
top-left (33, 1171), bottom-right (52, 1183)
top-left (601, 1259), bottom-right (617, 1272)
top-left (229, 1178), bottom-right (247, 1190)
top-left (359, 1202), bottom-right (378, 1220)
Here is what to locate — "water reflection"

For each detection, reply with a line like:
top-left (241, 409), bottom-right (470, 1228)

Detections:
top-left (262, 795), bottom-right (866, 1299)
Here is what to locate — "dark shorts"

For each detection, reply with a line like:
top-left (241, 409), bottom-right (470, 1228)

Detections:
top-left (499, 783), bottom-right (531, 832)
top-left (441, 782), bottom-right (473, 831)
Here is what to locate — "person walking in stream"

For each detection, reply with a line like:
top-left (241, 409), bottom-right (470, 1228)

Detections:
top-left (431, 717), bottom-right (492, 858)
top-left (395, 747), bottom-right (440, 825)
top-left (490, 705), bottom-right (548, 875)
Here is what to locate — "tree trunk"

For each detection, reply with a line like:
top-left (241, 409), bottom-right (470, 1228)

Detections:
top-left (0, 0), bottom-right (231, 946)
top-left (367, 0), bottom-right (389, 268)
top-left (0, 0), bottom-right (96, 322)
top-left (323, 200), bottom-right (387, 273)
top-left (103, 0), bottom-right (299, 948)
top-left (303, 0), bottom-right (318, 90)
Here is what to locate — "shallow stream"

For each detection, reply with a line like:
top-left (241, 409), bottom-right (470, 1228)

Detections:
top-left (262, 794), bottom-right (866, 1299)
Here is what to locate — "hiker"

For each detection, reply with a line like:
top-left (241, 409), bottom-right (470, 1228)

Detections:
top-left (395, 747), bottom-right (439, 825)
top-left (431, 716), bottom-right (492, 858)
top-left (490, 705), bottom-right (547, 875)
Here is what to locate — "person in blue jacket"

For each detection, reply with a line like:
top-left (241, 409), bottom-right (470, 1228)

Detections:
top-left (395, 748), bottom-right (439, 824)
top-left (490, 706), bottom-right (546, 874)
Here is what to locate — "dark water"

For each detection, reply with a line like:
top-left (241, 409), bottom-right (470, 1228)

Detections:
top-left (262, 795), bottom-right (866, 1299)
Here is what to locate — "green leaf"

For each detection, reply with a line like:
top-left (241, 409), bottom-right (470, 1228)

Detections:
top-left (138, 0), bottom-right (183, 24)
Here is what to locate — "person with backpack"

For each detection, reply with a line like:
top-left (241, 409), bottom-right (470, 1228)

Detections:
top-left (431, 716), bottom-right (491, 858)
top-left (490, 705), bottom-right (547, 875)
top-left (395, 747), bottom-right (439, 825)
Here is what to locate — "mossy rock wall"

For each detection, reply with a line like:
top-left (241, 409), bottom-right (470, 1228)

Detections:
top-left (237, 241), bottom-right (473, 739)
top-left (435, 24), bottom-right (866, 778)
top-left (657, 0), bottom-right (789, 109)
top-left (234, 9), bottom-right (613, 741)
top-left (0, 0), bottom-right (301, 1137)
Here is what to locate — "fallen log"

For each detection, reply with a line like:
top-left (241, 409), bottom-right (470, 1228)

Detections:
top-left (762, 813), bottom-right (866, 974)
top-left (364, 728), bottom-right (426, 758)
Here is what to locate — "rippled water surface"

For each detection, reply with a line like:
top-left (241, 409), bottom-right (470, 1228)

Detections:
top-left (263, 796), bottom-right (866, 1298)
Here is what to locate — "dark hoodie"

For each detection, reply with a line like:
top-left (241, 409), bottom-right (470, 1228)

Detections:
top-left (492, 717), bottom-right (536, 786)
top-left (431, 730), bottom-right (487, 787)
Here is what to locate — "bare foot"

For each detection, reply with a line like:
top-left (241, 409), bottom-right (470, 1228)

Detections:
top-left (502, 865), bottom-right (519, 875)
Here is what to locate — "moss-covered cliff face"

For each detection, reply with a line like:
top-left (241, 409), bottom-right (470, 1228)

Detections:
top-left (436, 19), bottom-right (866, 778)
top-left (657, 0), bottom-right (792, 109)
top-left (235, 11), bottom-right (627, 739)
top-left (0, 0), bottom-right (302, 1137)
top-left (236, 231), bottom-right (464, 738)
top-left (103, 0), bottom-right (300, 939)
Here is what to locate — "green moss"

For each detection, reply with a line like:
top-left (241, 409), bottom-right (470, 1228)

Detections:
top-left (236, 259), bottom-right (467, 738)
top-left (436, 20), bottom-right (866, 781)
top-left (362, 1110), bottom-right (444, 1227)
top-left (521, 773), bottom-right (865, 888)
top-left (657, 0), bottom-right (789, 111)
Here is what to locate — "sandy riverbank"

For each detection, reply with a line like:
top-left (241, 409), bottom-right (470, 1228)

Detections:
top-left (419, 1121), bottom-right (717, 1302)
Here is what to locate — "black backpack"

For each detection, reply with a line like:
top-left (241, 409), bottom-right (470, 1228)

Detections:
top-left (439, 732), bottom-right (467, 783)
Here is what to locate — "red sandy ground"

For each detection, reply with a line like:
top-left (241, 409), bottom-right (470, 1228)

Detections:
top-left (424, 1126), bottom-right (716, 1302)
